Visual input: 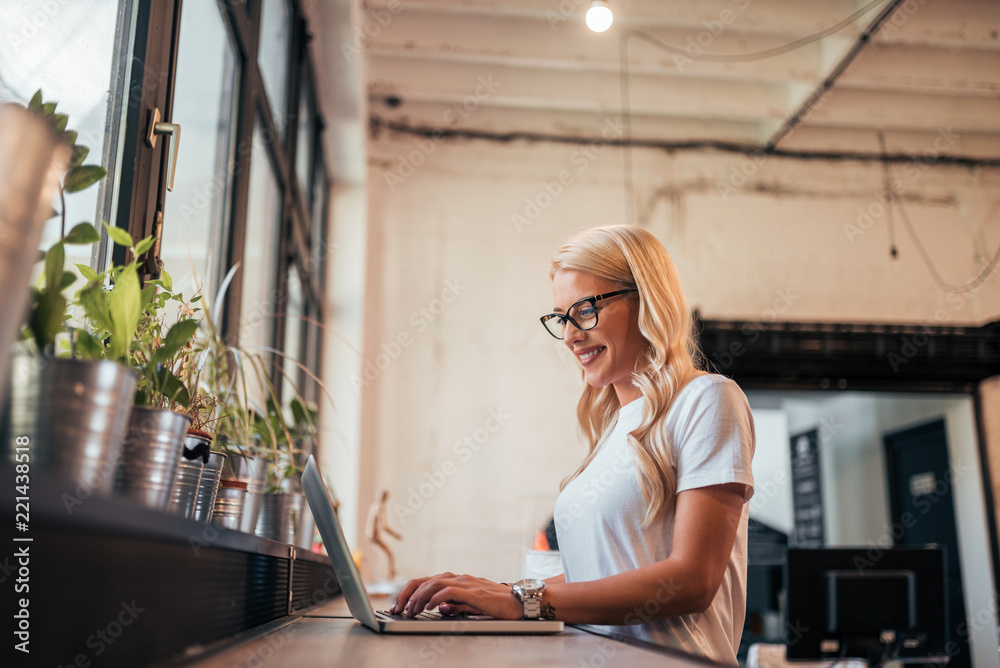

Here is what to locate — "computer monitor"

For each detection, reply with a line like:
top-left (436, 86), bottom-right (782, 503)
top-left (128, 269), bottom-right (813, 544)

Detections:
top-left (785, 546), bottom-right (948, 667)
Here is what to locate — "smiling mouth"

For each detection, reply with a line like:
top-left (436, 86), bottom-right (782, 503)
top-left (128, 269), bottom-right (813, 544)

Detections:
top-left (578, 346), bottom-right (606, 366)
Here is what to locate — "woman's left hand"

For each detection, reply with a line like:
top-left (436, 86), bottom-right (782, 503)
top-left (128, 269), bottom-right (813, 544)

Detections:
top-left (389, 573), bottom-right (522, 619)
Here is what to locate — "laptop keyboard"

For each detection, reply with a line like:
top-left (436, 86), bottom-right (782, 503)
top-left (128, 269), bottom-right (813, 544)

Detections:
top-left (379, 609), bottom-right (454, 621)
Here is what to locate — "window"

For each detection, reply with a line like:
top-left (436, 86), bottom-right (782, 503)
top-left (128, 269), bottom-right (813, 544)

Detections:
top-left (239, 121), bottom-right (283, 358)
top-left (4, 0), bottom-right (330, 421)
top-left (161, 0), bottom-right (240, 303)
top-left (0, 0), bottom-right (128, 275)
top-left (258, 0), bottom-right (291, 125)
top-left (281, 264), bottom-right (306, 402)
top-left (295, 76), bottom-right (314, 199)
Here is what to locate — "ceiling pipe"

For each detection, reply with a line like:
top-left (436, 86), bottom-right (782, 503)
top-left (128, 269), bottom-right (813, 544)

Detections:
top-left (765, 0), bottom-right (906, 152)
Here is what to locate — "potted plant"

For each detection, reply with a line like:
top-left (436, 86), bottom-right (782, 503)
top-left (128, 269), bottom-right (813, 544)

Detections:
top-left (168, 266), bottom-right (272, 527)
top-left (252, 391), bottom-right (320, 546)
top-left (4, 91), bottom-right (137, 498)
top-left (75, 243), bottom-right (202, 512)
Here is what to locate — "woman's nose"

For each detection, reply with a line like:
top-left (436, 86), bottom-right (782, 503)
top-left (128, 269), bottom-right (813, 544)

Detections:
top-left (563, 320), bottom-right (584, 347)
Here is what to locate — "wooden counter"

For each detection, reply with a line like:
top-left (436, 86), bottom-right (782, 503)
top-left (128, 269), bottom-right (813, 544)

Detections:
top-left (181, 596), bottom-right (726, 668)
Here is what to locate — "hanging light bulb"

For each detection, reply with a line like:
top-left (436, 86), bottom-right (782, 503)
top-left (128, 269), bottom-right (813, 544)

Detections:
top-left (586, 0), bottom-right (613, 32)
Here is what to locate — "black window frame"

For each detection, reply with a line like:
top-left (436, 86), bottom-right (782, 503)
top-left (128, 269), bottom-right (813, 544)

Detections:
top-left (105, 0), bottom-right (328, 407)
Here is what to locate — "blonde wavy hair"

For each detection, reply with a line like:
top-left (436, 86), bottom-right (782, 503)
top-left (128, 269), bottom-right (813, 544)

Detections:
top-left (554, 225), bottom-right (704, 527)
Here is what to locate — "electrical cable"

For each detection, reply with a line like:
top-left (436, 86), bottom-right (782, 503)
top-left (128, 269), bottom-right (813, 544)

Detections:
top-left (877, 130), bottom-right (899, 259)
top-left (894, 191), bottom-right (1000, 294)
top-left (617, 0), bottom-right (892, 224)
top-left (619, 0), bottom-right (889, 64)
top-left (880, 135), bottom-right (1000, 294)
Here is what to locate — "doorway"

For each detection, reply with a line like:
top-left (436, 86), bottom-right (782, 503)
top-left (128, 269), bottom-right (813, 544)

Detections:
top-left (884, 419), bottom-right (971, 668)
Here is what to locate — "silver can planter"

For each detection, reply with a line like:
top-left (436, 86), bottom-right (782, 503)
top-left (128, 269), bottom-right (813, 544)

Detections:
top-left (212, 480), bottom-right (248, 530)
top-left (295, 502), bottom-right (315, 550)
top-left (255, 493), bottom-right (305, 544)
top-left (4, 356), bottom-right (136, 496)
top-left (167, 455), bottom-right (203, 519)
top-left (192, 451), bottom-right (227, 522)
top-left (167, 430), bottom-right (211, 519)
top-left (221, 452), bottom-right (269, 534)
top-left (114, 408), bottom-right (190, 511)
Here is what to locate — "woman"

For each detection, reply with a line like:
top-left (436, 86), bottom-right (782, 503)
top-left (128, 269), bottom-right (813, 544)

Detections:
top-left (390, 225), bottom-right (755, 665)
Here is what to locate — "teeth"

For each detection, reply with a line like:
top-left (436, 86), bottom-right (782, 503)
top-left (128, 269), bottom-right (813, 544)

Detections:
top-left (580, 348), bottom-right (602, 361)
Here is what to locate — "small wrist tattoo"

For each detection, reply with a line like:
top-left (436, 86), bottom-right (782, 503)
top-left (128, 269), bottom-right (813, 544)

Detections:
top-left (540, 603), bottom-right (557, 620)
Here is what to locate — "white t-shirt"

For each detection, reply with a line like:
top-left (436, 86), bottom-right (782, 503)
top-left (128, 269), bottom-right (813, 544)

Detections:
top-left (553, 374), bottom-right (756, 666)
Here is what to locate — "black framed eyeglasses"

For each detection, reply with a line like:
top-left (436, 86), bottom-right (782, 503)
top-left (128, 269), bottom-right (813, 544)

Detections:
top-left (539, 289), bottom-right (637, 340)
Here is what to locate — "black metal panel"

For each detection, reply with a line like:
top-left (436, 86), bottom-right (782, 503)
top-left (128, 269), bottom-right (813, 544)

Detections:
top-left (695, 315), bottom-right (1000, 392)
top-left (290, 557), bottom-right (340, 612)
top-left (0, 462), bottom-right (336, 666)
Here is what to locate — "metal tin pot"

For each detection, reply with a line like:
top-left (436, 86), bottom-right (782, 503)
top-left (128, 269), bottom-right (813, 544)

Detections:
top-left (212, 480), bottom-right (248, 530)
top-left (4, 356), bottom-right (136, 496)
top-left (221, 451), bottom-right (269, 533)
top-left (114, 407), bottom-right (190, 510)
top-left (295, 501), bottom-right (315, 550)
top-left (255, 493), bottom-right (305, 544)
top-left (166, 446), bottom-right (204, 519)
top-left (192, 451), bottom-right (227, 522)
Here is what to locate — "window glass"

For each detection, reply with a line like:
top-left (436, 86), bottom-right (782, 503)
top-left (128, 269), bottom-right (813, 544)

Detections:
top-left (281, 264), bottom-right (305, 403)
top-left (309, 159), bottom-right (327, 279)
top-left (258, 0), bottom-right (291, 126)
top-left (239, 121), bottom-right (282, 367)
top-left (295, 78), bottom-right (313, 199)
top-left (303, 300), bottom-right (320, 404)
top-left (0, 0), bottom-right (121, 274)
top-left (161, 0), bottom-right (239, 306)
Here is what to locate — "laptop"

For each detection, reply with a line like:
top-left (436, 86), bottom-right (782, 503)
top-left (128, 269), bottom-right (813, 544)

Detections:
top-left (302, 456), bottom-right (564, 634)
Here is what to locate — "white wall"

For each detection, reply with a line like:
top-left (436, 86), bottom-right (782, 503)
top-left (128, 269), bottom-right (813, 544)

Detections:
top-left (319, 182), bottom-right (368, 547)
top-left (358, 131), bottom-right (1000, 578)
top-left (747, 408), bottom-right (794, 534)
top-left (336, 128), bottom-right (1000, 656)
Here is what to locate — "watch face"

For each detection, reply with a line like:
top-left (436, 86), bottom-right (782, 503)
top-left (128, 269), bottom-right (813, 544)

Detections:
top-left (513, 578), bottom-right (546, 597)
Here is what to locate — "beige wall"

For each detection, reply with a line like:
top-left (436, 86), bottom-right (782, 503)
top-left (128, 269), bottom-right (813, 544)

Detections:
top-left (355, 131), bottom-right (1000, 577)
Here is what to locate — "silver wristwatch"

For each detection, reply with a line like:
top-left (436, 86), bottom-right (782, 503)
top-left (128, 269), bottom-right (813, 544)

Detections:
top-left (511, 578), bottom-right (546, 619)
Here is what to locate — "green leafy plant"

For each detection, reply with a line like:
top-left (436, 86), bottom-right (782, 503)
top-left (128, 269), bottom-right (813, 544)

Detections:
top-left (177, 266), bottom-right (288, 456)
top-left (75, 224), bottom-right (200, 409)
top-left (256, 396), bottom-right (317, 493)
top-left (21, 89), bottom-right (107, 355)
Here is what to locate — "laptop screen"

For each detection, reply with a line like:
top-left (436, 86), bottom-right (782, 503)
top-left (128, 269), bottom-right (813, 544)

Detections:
top-left (301, 456), bottom-right (381, 630)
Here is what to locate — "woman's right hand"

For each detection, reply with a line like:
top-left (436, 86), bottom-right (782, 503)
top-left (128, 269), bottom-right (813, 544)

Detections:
top-left (389, 572), bottom-right (520, 619)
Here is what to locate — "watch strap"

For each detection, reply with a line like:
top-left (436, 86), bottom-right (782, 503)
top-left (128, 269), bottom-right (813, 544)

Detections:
top-left (522, 596), bottom-right (541, 619)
